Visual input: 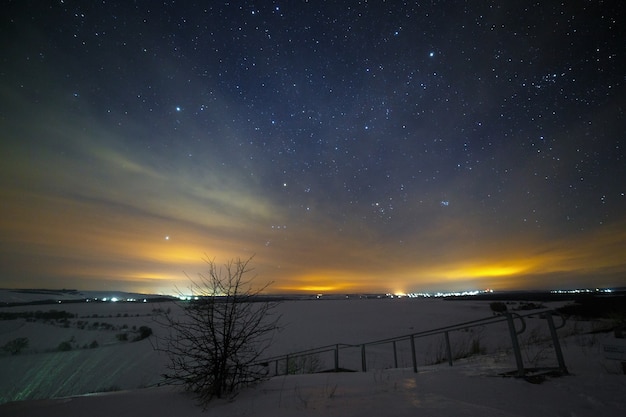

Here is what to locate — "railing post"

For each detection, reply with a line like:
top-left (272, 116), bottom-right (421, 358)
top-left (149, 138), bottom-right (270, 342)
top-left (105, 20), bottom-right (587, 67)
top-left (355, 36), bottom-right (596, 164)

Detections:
top-left (410, 335), bottom-right (418, 373)
top-left (544, 312), bottom-right (568, 374)
top-left (275, 359), bottom-right (278, 376)
top-left (506, 313), bottom-right (525, 377)
top-left (361, 344), bottom-right (367, 372)
top-left (444, 331), bottom-right (453, 366)
top-left (392, 340), bottom-right (398, 368)
top-left (258, 311), bottom-right (557, 379)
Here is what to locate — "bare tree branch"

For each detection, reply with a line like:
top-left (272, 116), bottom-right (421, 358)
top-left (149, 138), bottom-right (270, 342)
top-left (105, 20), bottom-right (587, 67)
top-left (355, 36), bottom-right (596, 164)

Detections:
top-left (154, 256), bottom-right (281, 407)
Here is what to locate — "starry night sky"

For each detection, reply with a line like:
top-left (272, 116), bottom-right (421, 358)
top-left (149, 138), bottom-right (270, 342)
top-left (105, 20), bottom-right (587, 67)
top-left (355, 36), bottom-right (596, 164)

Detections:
top-left (1, 1), bottom-right (625, 294)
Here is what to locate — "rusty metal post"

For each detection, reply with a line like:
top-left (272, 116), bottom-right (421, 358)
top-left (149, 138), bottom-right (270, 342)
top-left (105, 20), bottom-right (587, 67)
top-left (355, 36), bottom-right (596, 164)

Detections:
top-left (506, 312), bottom-right (525, 377)
top-left (361, 344), bottom-right (367, 372)
top-left (544, 312), bottom-right (568, 374)
top-left (410, 335), bottom-right (418, 373)
top-left (393, 340), bottom-right (398, 368)
top-left (445, 331), bottom-right (453, 366)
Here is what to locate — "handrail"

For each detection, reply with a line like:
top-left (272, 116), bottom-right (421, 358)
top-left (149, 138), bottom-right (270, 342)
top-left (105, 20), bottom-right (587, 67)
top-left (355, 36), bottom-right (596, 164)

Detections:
top-left (254, 308), bottom-right (566, 376)
top-left (365, 314), bottom-right (510, 347)
top-left (258, 343), bottom-right (354, 363)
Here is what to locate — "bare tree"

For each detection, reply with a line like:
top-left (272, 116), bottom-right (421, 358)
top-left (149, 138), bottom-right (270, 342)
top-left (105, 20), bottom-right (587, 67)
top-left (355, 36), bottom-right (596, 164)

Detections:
top-left (155, 256), bottom-right (281, 406)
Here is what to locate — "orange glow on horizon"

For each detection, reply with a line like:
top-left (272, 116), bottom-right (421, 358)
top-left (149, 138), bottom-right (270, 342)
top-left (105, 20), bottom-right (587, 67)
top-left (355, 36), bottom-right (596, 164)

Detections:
top-left (427, 263), bottom-right (529, 280)
top-left (2, 178), bottom-right (626, 293)
top-left (1, 11), bottom-right (625, 298)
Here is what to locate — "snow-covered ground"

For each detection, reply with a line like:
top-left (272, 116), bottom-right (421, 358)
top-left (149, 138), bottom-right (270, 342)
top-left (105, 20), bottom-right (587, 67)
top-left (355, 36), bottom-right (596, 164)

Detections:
top-left (1, 291), bottom-right (625, 416)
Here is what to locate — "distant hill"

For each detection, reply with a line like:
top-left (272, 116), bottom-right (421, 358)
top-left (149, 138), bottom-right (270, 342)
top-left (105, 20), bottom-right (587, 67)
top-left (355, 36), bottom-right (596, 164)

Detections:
top-left (0, 289), bottom-right (175, 306)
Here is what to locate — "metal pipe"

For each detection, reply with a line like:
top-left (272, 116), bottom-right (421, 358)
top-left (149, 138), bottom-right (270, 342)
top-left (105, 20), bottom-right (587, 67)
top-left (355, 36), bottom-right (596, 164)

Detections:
top-left (506, 312), bottom-right (525, 377)
top-left (444, 331), bottom-right (453, 366)
top-left (361, 344), bottom-right (367, 372)
top-left (544, 312), bottom-right (568, 374)
top-left (410, 335), bottom-right (418, 373)
top-left (393, 340), bottom-right (398, 368)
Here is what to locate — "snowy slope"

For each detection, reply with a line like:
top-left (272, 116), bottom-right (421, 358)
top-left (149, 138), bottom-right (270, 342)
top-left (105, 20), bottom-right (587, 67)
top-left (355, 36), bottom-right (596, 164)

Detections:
top-left (1, 297), bottom-right (625, 416)
top-left (3, 362), bottom-right (626, 417)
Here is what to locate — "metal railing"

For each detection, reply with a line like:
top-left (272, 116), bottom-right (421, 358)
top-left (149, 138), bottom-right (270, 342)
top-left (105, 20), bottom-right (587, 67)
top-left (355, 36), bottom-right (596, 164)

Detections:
top-left (255, 309), bottom-right (568, 378)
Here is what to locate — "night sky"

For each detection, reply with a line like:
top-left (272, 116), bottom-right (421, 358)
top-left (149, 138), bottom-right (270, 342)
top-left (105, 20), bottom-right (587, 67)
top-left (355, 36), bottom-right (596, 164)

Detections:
top-left (1, 1), bottom-right (625, 295)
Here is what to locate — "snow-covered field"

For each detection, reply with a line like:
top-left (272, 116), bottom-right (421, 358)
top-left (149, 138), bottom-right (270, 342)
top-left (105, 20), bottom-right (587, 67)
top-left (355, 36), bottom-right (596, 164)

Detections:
top-left (1, 291), bottom-right (625, 416)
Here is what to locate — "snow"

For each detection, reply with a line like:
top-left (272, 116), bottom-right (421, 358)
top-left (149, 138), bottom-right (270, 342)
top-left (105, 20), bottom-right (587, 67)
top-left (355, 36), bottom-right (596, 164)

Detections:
top-left (1, 292), bottom-right (625, 416)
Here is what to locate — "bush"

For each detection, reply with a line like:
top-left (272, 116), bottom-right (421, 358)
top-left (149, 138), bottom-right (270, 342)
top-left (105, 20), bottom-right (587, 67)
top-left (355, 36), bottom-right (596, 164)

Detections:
top-left (283, 354), bottom-right (322, 374)
top-left (515, 302), bottom-right (545, 311)
top-left (57, 341), bottom-right (72, 351)
top-left (116, 333), bottom-right (128, 342)
top-left (490, 302), bottom-right (508, 315)
top-left (156, 256), bottom-right (281, 406)
top-left (2, 337), bottom-right (29, 355)
top-left (134, 326), bottom-right (153, 341)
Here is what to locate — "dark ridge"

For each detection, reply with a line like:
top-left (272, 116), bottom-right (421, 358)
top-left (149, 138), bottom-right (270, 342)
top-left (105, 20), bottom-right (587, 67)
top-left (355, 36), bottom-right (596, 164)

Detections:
top-left (556, 294), bottom-right (626, 319)
top-left (8, 289), bottom-right (80, 296)
top-left (444, 290), bottom-right (626, 302)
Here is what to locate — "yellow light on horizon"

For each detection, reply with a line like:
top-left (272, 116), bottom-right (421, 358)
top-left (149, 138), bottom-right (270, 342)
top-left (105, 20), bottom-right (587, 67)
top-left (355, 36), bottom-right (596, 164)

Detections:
top-left (467, 265), bottom-right (527, 277)
top-left (417, 261), bottom-right (529, 281)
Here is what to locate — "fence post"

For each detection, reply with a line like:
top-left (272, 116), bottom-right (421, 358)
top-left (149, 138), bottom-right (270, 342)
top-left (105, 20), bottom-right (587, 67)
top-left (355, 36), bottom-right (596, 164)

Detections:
top-left (275, 359), bottom-right (278, 376)
top-left (334, 344), bottom-right (339, 372)
top-left (361, 344), bottom-right (367, 372)
top-left (444, 331), bottom-right (453, 366)
top-left (410, 335), bottom-right (418, 373)
top-left (506, 312), bottom-right (525, 377)
top-left (285, 355), bottom-right (290, 376)
top-left (392, 340), bottom-right (398, 368)
top-left (544, 312), bottom-right (568, 374)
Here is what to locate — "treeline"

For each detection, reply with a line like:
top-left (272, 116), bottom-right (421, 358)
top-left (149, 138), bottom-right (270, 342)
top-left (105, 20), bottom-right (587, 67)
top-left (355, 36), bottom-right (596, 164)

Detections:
top-left (557, 294), bottom-right (626, 319)
top-left (0, 309), bottom-right (75, 321)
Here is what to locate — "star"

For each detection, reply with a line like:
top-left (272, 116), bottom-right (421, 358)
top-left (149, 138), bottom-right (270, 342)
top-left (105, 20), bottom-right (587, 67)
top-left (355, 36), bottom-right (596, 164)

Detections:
top-left (0, 1), bottom-right (623, 294)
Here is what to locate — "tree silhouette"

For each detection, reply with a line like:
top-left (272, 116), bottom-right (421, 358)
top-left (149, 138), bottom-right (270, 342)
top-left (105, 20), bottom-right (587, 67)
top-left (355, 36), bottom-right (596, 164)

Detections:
top-left (156, 256), bottom-right (281, 406)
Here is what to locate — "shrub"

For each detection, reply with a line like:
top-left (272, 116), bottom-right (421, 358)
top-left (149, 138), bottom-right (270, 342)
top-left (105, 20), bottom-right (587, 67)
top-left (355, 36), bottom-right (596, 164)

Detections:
top-left (57, 341), bottom-right (72, 351)
top-left (116, 333), bottom-right (128, 342)
top-left (134, 326), bottom-right (153, 341)
top-left (2, 337), bottom-right (29, 355)
top-left (490, 302), bottom-right (508, 315)
top-left (156, 256), bottom-right (281, 406)
top-left (283, 354), bottom-right (322, 374)
top-left (515, 302), bottom-right (545, 311)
